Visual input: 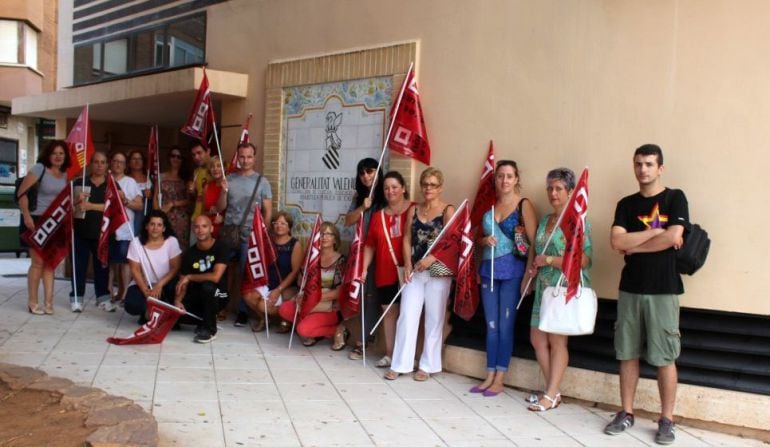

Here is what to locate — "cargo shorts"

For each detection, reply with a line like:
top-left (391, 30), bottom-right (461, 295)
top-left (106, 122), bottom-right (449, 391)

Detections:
top-left (614, 291), bottom-right (681, 367)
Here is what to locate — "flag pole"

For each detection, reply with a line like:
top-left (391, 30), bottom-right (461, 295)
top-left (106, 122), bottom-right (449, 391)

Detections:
top-left (370, 199), bottom-right (468, 336)
top-left (515, 195), bottom-right (570, 310)
top-left (70, 182), bottom-right (79, 308)
top-left (368, 62), bottom-right (414, 201)
top-left (289, 216), bottom-right (318, 349)
top-left (360, 281), bottom-right (366, 367)
top-left (490, 204), bottom-right (495, 292)
top-left (81, 104), bottom-right (89, 189)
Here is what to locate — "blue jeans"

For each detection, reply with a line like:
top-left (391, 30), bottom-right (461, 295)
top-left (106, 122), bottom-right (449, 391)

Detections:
top-left (480, 276), bottom-right (522, 371)
top-left (70, 235), bottom-right (109, 303)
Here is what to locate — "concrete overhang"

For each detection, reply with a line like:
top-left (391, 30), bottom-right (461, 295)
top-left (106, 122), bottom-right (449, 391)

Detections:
top-left (11, 67), bottom-right (248, 127)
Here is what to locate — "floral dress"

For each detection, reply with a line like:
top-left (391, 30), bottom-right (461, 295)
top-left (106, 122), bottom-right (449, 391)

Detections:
top-left (531, 214), bottom-right (592, 326)
top-left (161, 178), bottom-right (191, 248)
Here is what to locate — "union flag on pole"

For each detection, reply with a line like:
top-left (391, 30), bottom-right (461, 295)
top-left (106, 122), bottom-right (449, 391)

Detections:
top-left (107, 298), bottom-right (185, 345)
top-left (387, 65), bottom-right (431, 165)
top-left (241, 206), bottom-right (278, 295)
top-left (559, 168), bottom-right (589, 303)
top-left (453, 205), bottom-right (480, 321)
top-left (469, 141), bottom-right (496, 230)
top-left (23, 184), bottom-right (73, 269)
top-left (298, 217), bottom-right (322, 319)
top-left (97, 175), bottom-right (129, 267)
top-left (339, 217), bottom-right (364, 320)
top-left (181, 70), bottom-right (215, 142)
top-left (147, 125), bottom-right (160, 187)
top-left (227, 114), bottom-right (252, 174)
top-left (429, 200), bottom-right (469, 276)
top-left (65, 105), bottom-right (95, 181)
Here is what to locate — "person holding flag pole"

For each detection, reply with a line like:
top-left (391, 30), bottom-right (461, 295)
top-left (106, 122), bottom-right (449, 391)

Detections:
top-left (524, 167), bottom-right (592, 412)
top-left (384, 167), bottom-right (455, 381)
top-left (17, 140), bottom-right (72, 315)
top-left (469, 160), bottom-right (537, 396)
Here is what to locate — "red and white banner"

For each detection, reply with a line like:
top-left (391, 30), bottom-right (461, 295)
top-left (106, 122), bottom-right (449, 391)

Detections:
top-left (65, 105), bottom-right (95, 181)
top-left (429, 200), bottom-right (469, 276)
top-left (181, 71), bottom-right (215, 142)
top-left (559, 168), bottom-right (589, 303)
top-left (23, 184), bottom-right (73, 269)
top-left (469, 140), bottom-right (496, 230)
top-left (107, 298), bottom-right (185, 345)
top-left (387, 66), bottom-right (431, 165)
top-left (339, 217), bottom-right (364, 320)
top-left (147, 125), bottom-right (160, 187)
top-left (453, 205), bottom-right (480, 321)
top-left (241, 206), bottom-right (277, 295)
top-left (97, 175), bottom-right (129, 267)
top-left (227, 113), bottom-right (252, 174)
top-left (298, 217), bottom-right (322, 319)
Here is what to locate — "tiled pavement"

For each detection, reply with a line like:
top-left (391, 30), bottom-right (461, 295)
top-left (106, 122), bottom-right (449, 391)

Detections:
top-left (0, 256), bottom-right (764, 446)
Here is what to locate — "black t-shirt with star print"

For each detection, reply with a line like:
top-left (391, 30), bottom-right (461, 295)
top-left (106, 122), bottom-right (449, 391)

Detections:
top-left (613, 188), bottom-right (689, 294)
top-left (180, 239), bottom-right (229, 292)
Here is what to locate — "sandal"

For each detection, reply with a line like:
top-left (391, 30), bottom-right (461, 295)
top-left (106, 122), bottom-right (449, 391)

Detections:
top-left (384, 370), bottom-right (401, 380)
top-left (44, 303), bottom-right (54, 315)
top-left (331, 329), bottom-right (348, 351)
top-left (375, 355), bottom-right (391, 368)
top-left (526, 390), bottom-right (544, 404)
top-left (302, 337), bottom-right (319, 347)
top-left (527, 393), bottom-right (561, 412)
top-left (275, 321), bottom-right (292, 334)
top-left (348, 345), bottom-right (364, 360)
top-left (216, 310), bottom-right (228, 322)
top-left (413, 370), bottom-right (430, 382)
top-left (250, 319), bottom-right (266, 333)
top-left (28, 304), bottom-right (44, 315)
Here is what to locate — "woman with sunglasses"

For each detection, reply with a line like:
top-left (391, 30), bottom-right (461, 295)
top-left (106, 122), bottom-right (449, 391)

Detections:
top-left (385, 167), bottom-right (454, 381)
top-left (106, 151), bottom-right (144, 309)
top-left (154, 147), bottom-right (192, 248)
top-left (278, 222), bottom-right (347, 348)
top-left (344, 158), bottom-right (385, 360)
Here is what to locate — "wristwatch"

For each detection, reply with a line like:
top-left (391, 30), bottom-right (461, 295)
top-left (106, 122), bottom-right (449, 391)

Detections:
top-left (546, 256), bottom-right (554, 266)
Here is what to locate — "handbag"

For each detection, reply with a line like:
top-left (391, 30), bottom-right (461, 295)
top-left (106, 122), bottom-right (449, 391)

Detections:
top-left (538, 274), bottom-right (597, 336)
top-left (513, 198), bottom-right (530, 259)
top-left (14, 169), bottom-right (45, 212)
top-left (220, 174), bottom-right (262, 252)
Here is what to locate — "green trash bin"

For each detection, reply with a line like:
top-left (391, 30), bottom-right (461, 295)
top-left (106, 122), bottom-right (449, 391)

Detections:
top-left (0, 186), bottom-right (26, 257)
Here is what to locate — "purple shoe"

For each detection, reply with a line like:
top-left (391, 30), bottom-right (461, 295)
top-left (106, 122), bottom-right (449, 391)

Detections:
top-left (469, 386), bottom-right (487, 393)
top-left (483, 389), bottom-right (502, 397)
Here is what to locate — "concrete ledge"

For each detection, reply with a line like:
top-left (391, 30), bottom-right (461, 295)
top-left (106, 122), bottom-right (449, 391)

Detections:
top-left (0, 362), bottom-right (158, 447)
top-left (443, 345), bottom-right (770, 433)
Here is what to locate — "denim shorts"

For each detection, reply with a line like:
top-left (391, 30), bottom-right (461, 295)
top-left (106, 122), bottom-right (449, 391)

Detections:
top-left (109, 240), bottom-right (130, 264)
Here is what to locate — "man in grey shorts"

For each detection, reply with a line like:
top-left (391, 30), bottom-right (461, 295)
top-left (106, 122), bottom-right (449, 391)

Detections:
top-left (605, 144), bottom-right (689, 445)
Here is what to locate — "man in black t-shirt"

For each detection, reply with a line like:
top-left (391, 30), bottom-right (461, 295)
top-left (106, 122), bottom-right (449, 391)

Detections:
top-left (604, 144), bottom-right (688, 445)
top-left (174, 216), bottom-right (229, 343)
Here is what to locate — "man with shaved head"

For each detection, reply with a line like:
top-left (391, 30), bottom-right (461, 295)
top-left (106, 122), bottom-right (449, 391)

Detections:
top-left (174, 215), bottom-right (229, 343)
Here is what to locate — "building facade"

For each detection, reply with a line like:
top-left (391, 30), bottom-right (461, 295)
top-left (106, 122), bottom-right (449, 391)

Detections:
top-left (12, 0), bottom-right (770, 432)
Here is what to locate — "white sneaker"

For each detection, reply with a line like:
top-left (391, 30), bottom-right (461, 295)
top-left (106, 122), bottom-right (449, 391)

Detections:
top-left (98, 301), bottom-right (117, 312)
top-left (71, 303), bottom-right (83, 313)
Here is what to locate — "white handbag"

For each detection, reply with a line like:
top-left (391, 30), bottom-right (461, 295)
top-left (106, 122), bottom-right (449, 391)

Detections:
top-left (538, 274), bottom-right (597, 336)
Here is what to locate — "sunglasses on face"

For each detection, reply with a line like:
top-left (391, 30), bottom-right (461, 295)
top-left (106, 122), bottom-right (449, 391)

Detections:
top-left (169, 154), bottom-right (182, 160)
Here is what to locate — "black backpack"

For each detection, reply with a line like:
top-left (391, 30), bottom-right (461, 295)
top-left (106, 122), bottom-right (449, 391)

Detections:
top-left (13, 169), bottom-right (45, 212)
top-left (677, 222), bottom-right (710, 275)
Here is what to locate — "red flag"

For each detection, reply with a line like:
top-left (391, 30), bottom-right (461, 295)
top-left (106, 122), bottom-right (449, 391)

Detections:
top-left (240, 206), bottom-right (278, 295)
top-left (227, 114), bottom-right (252, 174)
top-left (469, 141), bottom-right (496, 230)
top-left (339, 217), bottom-right (364, 320)
top-left (181, 71), bottom-right (215, 142)
top-left (65, 105), bottom-right (95, 181)
top-left (453, 205), bottom-right (480, 321)
top-left (147, 125), bottom-right (160, 187)
top-left (429, 200), bottom-right (470, 276)
top-left (97, 175), bottom-right (129, 267)
top-left (559, 168), bottom-right (589, 303)
top-left (107, 298), bottom-right (184, 345)
top-left (298, 217), bottom-right (322, 319)
top-left (23, 184), bottom-right (73, 269)
top-left (387, 66), bottom-right (431, 165)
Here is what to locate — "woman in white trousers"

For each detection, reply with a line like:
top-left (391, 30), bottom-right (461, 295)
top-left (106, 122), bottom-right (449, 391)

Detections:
top-left (385, 167), bottom-right (455, 381)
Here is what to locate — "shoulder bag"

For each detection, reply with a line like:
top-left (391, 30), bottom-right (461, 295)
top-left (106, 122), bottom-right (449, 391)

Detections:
top-left (220, 174), bottom-right (262, 252)
top-left (538, 274), bottom-right (597, 336)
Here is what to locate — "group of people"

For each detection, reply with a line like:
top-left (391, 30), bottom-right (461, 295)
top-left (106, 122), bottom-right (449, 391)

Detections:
top-left (17, 140), bottom-right (687, 445)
